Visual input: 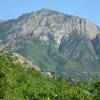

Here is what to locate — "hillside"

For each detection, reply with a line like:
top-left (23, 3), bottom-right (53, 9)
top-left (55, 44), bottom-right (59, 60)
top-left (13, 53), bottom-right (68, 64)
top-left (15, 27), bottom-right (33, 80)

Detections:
top-left (1, 52), bottom-right (100, 100)
top-left (0, 51), bottom-right (40, 71)
top-left (0, 8), bottom-right (100, 73)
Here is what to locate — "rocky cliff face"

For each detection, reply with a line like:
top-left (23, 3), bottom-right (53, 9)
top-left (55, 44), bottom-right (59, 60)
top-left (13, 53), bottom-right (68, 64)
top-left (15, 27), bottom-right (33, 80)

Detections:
top-left (0, 8), bottom-right (100, 72)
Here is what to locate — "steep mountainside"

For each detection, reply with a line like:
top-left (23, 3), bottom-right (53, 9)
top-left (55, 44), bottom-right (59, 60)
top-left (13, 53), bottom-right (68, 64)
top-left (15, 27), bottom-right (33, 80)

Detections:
top-left (0, 8), bottom-right (100, 73)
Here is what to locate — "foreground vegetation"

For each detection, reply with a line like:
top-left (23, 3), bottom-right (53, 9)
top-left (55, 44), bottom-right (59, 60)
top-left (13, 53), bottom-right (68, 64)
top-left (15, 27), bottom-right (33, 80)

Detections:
top-left (0, 52), bottom-right (100, 100)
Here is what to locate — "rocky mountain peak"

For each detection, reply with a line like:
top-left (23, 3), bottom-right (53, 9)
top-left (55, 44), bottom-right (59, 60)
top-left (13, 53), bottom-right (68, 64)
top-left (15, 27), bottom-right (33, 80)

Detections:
top-left (0, 9), bottom-right (100, 73)
top-left (17, 9), bottom-right (100, 40)
top-left (0, 9), bottom-right (100, 46)
top-left (39, 8), bottom-right (55, 12)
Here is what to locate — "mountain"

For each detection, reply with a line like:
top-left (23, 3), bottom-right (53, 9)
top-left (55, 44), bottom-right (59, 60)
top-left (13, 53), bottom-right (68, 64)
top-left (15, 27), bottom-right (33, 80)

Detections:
top-left (0, 8), bottom-right (100, 73)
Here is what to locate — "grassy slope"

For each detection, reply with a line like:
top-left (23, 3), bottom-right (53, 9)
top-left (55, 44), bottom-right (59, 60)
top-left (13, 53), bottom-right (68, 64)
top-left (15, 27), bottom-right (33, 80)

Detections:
top-left (15, 39), bottom-right (98, 73)
top-left (16, 40), bottom-right (57, 71)
top-left (1, 52), bottom-right (100, 100)
top-left (15, 39), bottom-right (85, 72)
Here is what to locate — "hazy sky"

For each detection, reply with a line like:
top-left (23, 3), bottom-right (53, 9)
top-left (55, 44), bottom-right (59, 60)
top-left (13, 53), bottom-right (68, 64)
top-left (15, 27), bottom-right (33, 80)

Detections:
top-left (0, 0), bottom-right (100, 26)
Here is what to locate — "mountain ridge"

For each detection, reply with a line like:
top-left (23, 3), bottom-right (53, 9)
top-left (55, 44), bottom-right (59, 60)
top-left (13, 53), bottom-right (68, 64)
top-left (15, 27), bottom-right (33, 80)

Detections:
top-left (0, 8), bottom-right (100, 73)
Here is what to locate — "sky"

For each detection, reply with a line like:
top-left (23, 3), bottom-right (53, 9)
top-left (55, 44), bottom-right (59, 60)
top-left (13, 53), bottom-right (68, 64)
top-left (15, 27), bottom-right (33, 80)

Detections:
top-left (0, 0), bottom-right (100, 26)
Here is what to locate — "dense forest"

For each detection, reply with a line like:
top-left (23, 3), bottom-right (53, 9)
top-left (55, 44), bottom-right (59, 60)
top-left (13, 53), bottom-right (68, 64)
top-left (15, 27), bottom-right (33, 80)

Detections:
top-left (0, 52), bottom-right (100, 100)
